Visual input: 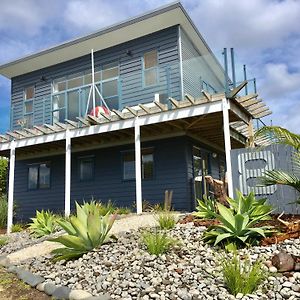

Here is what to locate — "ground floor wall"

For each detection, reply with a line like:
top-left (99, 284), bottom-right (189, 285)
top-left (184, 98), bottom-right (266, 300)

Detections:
top-left (13, 136), bottom-right (225, 221)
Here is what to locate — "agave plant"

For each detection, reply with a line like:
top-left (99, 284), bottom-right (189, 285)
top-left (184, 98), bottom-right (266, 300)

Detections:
top-left (227, 191), bottom-right (273, 221)
top-left (50, 202), bottom-right (116, 261)
top-left (203, 203), bottom-right (271, 249)
top-left (28, 210), bottom-right (58, 237)
top-left (255, 126), bottom-right (300, 200)
top-left (193, 195), bottom-right (217, 219)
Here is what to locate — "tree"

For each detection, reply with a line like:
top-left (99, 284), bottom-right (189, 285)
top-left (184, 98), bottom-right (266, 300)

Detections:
top-left (0, 157), bottom-right (8, 194)
top-left (254, 126), bottom-right (300, 199)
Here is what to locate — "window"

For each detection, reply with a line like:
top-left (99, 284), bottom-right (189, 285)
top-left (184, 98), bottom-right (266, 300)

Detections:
top-left (23, 86), bottom-right (35, 128)
top-left (123, 148), bottom-right (154, 180)
top-left (79, 157), bottom-right (94, 181)
top-left (51, 63), bottom-right (120, 122)
top-left (143, 50), bottom-right (158, 87)
top-left (28, 163), bottom-right (50, 190)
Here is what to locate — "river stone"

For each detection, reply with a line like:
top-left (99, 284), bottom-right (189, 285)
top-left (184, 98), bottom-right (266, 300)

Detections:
top-left (69, 289), bottom-right (93, 300)
top-left (36, 282), bottom-right (46, 292)
top-left (84, 294), bottom-right (111, 300)
top-left (44, 282), bottom-right (57, 295)
top-left (52, 286), bottom-right (71, 299)
top-left (0, 255), bottom-right (10, 267)
top-left (16, 269), bottom-right (45, 287)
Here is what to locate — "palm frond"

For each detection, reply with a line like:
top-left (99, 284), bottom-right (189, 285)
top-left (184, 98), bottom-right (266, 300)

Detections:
top-left (254, 126), bottom-right (300, 151)
top-left (259, 170), bottom-right (300, 193)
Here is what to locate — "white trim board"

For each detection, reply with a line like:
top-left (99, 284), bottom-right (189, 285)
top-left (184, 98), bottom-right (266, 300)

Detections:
top-left (0, 100), bottom-right (224, 151)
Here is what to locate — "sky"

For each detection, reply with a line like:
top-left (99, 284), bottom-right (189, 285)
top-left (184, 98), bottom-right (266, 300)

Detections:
top-left (0, 0), bottom-right (299, 133)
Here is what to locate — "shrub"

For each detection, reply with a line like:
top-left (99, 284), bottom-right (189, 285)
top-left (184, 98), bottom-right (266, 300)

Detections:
top-left (11, 223), bottom-right (23, 233)
top-left (82, 199), bottom-right (120, 216)
top-left (50, 202), bottom-right (116, 261)
top-left (227, 191), bottom-right (273, 221)
top-left (0, 236), bottom-right (8, 247)
top-left (115, 207), bottom-right (131, 215)
top-left (193, 195), bottom-right (217, 219)
top-left (156, 211), bottom-right (177, 230)
top-left (141, 231), bottom-right (177, 255)
top-left (28, 210), bottom-right (58, 237)
top-left (0, 195), bottom-right (8, 229)
top-left (221, 253), bottom-right (267, 296)
top-left (0, 157), bottom-right (8, 194)
top-left (203, 203), bottom-right (272, 249)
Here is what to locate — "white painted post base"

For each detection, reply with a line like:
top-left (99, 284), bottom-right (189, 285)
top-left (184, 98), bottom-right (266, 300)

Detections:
top-left (7, 141), bottom-right (16, 234)
top-left (135, 117), bottom-right (142, 214)
top-left (222, 99), bottom-right (234, 198)
top-left (65, 130), bottom-right (71, 217)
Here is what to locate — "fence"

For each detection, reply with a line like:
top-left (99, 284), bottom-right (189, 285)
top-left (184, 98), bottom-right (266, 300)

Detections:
top-left (231, 145), bottom-right (300, 214)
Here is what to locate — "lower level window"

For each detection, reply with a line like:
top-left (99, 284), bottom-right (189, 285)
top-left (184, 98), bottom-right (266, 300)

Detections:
top-left (79, 157), bottom-right (94, 181)
top-left (123, 148), bottom-right (154, 180)
top-left (28, 163), bottom-right (51, 190)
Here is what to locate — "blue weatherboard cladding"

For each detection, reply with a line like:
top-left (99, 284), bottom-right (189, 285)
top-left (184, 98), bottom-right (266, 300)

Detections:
top-left (14, 137), bottom-right (192, 221)
top-left (10, 26), bottom-right (181, 130)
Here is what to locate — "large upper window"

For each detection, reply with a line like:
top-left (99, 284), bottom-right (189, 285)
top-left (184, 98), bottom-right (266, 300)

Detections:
top-left (28, 163), bottom-right (51, 190)
top-left (51, 63), bottom-right (119, 123)
top-left (23, 86), bottom-right (34, 128)
top-left (143, 50), bottom-right (158, 87)
top-left (123, 148), bottom-right (154, 180)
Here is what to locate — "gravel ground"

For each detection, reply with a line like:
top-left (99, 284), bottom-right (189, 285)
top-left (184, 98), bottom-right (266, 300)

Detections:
top-left (14, 223), bottom-right (300, 300)
top-left (1, 213), bottom-right (166, 264)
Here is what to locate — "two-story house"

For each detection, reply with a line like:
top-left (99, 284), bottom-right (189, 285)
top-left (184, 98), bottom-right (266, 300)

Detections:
top-left (0, 2), bottom-right (271, 231)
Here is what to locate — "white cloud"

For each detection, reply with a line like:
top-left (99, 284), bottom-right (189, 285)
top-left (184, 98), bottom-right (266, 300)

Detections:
top-left (0, 0), bottom-right (64, 37)
top-left (261, 63), bottom-right (300, 99)
top-left (184, 0), bottom-right (300, 51)
top-left (63, 0), bottom-right (171, 34)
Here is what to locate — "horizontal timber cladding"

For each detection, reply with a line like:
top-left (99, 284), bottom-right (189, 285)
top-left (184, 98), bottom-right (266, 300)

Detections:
top-left (231, 144), bottom-right (300, 214)
top-left (180, 28), bottom-right (224, 98)
top-left (13, 136), bottom-right (191, 221)
top-left (10, 26), bottom-right (181, 130)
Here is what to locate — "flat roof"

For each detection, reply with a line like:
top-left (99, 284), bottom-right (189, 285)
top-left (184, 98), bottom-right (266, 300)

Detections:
top-left (0, 1), bottom-right (223, 79)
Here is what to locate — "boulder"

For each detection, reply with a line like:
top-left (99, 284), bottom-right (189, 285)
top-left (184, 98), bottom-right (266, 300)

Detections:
top-left (271, 252), bottom-right (295, 272)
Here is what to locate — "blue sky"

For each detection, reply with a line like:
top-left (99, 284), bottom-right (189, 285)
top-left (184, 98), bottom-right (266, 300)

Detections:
top-left (0, 0), bottom-right (299, 133)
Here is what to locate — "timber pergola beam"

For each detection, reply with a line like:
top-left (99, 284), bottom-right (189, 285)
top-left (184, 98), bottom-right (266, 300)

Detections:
top-left (227, 81), bottom-right (248, 99)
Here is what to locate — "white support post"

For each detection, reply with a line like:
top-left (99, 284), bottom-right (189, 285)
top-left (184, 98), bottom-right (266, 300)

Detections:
top-left (135, 117), bottom-right (142, 214)
top-left (7, 141), bottom-right (16, 234)
top-left (222, 98), bottom-right (234, 198)
top-left (91, 49), bottom-right (96, 116)
top-left (65, 129), bottom-right (71, 216)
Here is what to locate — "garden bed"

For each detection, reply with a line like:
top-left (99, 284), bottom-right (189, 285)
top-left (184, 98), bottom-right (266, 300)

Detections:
top-left (180, 214), bottom-right (300, 246)
top-left (3, 223), bottom-right (300, 300)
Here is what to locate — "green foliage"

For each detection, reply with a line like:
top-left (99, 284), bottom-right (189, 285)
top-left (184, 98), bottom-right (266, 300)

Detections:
top-left (221, 253), bottom-right (267, 296)
top-left (141, 230), bottom-right (177, 255)
top-left (0, 236), bottom-right (8, 247)
top-left (50, 202), bottom-right (116, 261)
top-left (203, 203), bottom-right (271, 249)
top-left (28, 210), bottom-right (57, 237)
top-left (156, 211), bottom-right (177, 230)
top-left (115, 206), bottom-right (131, 215)
top-left (0, 195), bottom-right (8, 229)
top-left (81, 199), bottom-right (130, 215)
top-left (0, 158), bottom-right (8, 194)
top-left (193, 195), bottom-right (217, 219)
top-left (11, 223), bottom-right (23, 233)
top-left (255, 126), bottom-right (300, 150)
top-left (255, 126), bottom-right (300, 200)
top-left (227, 191), bottom-right (273, 221)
